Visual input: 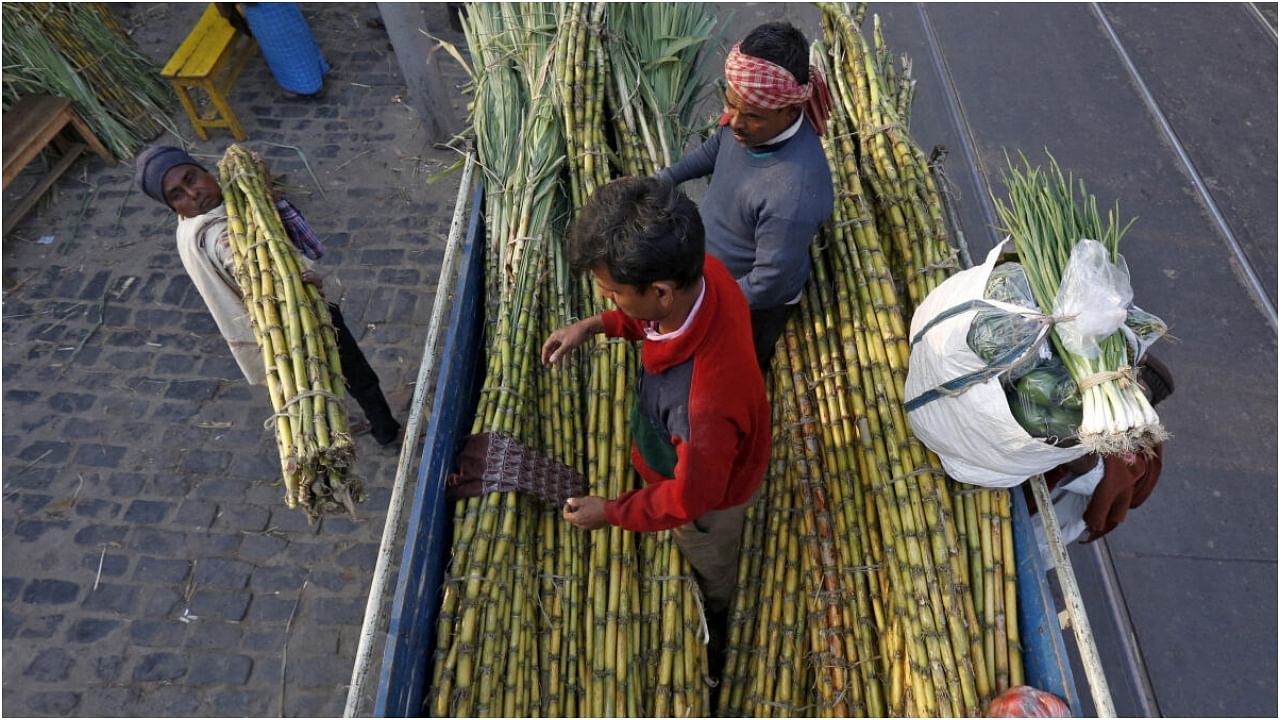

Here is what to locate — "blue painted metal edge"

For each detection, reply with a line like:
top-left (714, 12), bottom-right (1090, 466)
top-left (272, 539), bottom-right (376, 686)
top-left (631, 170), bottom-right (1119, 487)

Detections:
top-left (374, 184), bottom-right (485, 717)
top-left (1012, 487), bottom-right (1085, 716)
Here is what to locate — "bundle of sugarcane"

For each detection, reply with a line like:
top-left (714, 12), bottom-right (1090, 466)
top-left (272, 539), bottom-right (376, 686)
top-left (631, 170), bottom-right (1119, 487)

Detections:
top-left (723, 5), bottom-right (1026, 716)
top-left (217, 144), bottom-right (359, 519)
top-left (818, 2), bottom-right (956, 317)
top-left (829, 4), bottom-right (1026, 706)
top-left (429, 5), bottom-right (581, 716)
top-left (995, 153), bottom-right (1167, 455)
top-left (2, 2), bottom-right (175, 161)
top-left (428, 3), bottom-right (721, 716)
top-left (601, 5), bottom-right (720, 715)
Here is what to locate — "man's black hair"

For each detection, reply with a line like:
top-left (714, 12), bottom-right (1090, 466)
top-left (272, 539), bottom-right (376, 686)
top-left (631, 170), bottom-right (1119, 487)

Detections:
top-left (569, 176), bottom-right (704, 290)
top-left (740, 21), bottom-right (810, 85)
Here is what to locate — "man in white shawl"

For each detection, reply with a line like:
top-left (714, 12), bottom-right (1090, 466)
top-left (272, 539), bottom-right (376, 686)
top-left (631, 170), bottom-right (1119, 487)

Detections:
top-left (136, 145), bottom-right (402, 446)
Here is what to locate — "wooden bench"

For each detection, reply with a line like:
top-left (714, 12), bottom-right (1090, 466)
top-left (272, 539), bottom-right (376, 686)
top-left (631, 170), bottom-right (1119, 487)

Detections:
top-left (2, 95), bottom-right (114, 236)
top-left (161, 3), bottom-right (256, 141)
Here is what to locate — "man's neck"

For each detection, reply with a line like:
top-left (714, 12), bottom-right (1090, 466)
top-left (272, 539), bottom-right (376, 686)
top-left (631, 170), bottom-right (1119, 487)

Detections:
top-left (655, 278), bottom-right (705, 334)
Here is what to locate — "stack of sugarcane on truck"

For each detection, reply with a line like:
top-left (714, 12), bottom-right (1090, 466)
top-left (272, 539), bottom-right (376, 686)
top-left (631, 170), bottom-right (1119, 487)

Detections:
top-left (539, 20), bottom-right (1172, 714)
top-left (436, 11), bottom-right (1173, 715)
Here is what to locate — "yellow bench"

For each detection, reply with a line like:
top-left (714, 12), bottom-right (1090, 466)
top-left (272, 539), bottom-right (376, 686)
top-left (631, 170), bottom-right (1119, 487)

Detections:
top-left (161, 4), bottom-right (256, 141)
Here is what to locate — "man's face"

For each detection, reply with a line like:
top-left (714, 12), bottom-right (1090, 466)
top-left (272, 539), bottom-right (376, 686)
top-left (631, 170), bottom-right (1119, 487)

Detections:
top-left (591, 267), bottom-right (666, 321)
top-left (724, 84), bottom-right (800, 148)
top-left (162, 164), bottom-right (223, 218)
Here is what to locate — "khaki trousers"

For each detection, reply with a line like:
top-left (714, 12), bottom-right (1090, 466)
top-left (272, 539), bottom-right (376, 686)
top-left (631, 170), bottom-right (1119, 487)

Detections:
top-left (671, 500), bottom-right (752, 614)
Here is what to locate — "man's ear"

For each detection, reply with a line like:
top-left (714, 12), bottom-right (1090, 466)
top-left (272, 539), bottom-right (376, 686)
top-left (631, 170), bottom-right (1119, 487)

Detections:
top-left (649, 280), bottom-right (677, 307)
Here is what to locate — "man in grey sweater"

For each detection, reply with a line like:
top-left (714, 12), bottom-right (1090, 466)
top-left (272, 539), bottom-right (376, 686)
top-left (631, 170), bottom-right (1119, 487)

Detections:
top-left (657, 21), bottom-right (835, 370)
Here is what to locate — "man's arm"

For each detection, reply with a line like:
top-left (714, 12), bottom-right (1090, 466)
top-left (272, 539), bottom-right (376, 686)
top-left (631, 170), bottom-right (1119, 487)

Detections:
top-left (737, 214), bottom-right (822, 309)
top-left (655, 129), bottom-right (722, 186)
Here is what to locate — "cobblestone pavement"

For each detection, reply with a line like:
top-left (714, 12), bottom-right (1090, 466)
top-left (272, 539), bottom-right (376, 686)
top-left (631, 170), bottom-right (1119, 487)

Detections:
top-left (2, 3), bottom-right (469, 716)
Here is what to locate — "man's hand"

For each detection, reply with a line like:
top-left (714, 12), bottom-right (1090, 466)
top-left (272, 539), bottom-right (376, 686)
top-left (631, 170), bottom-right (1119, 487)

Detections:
top-left (562, 496), bottom-right (608, 530)
top-left (542, 315), bottom-right (604, 365)
top-left (300, 269), bottom-right (325, 296)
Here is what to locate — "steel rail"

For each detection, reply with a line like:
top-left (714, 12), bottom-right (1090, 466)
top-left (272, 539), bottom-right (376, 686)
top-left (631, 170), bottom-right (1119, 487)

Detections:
top-left (1244, 1), bottom-right (1278, 42)
top-left (344, 152), bottom-right (476, 718)
top-left (1091, 1), bottom-right (1278, 330)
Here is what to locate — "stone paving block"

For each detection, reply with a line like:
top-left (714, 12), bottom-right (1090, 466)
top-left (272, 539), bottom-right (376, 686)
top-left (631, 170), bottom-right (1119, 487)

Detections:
top-left (25, 647), bottom-right (75, 682)
top-left (247, 593), bottom-right (297, 624)
top-left (212, 502), bottom-right (271, 532)
top-left (1, 607), bottom-right (21, 639)
top-left (105, 471), bottom-right (146, 496)
top-left (17, 440), bottom-right (71, 464)
top-left (209, 688), bottom-right (272, 717)
top-left (22, 579), bottom-right (80, 605)
top-left (193, 558), bottom-right (253, 589)
top-left (13, 493), bottom-right (54, 516)
top-left (71, 444), bottom-right (128, 469)
top-left (12, 518), bottom-right (70, 543)
top-left (81, 583), bottom-right (139, 614)
top-left (27, 691), bottom-right (80, 717)
top-left (96, 654), bottom-right (126, 682)
top-left (73, 498), bottom-right (123, 520)
top-left (188, 588), bottom-right (251, 622)
top-left (308, 596), bottom-right (364, 626)
top-left (250, 566), bottom-right (309, 594)
top-left (132, 652), bottom-right (189, 683)
top-left (238, 531), bottom-right (291, 563)
top-left (73, 524), bottom-right (129, 547)
top-left (80, 553), bottom-right (129, 578)
top-left (2, 577), bottom-right (22, 603)
top-left (129, 620), bottom-right (188, 647)
top-left (66, 617), bottom-right (124, 643)
top-left (184, 621), bottom-right (244, 651)
top-left (122, 498), bottom-right (174, 524)
top-left (133, 556), bottom-right (192, 584)
top-left (128, 528), bottom-right (187, 557)
top-left (286, 653), bottom-right (352, 690)
top-left (187, 652), bottom-right (254, 685)
top-left (140, 585), bottom-right (183, 617)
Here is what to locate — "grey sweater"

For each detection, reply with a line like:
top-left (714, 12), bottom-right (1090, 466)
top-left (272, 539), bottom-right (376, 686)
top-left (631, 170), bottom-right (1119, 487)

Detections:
top-left (657, 119), bottom-right (834, 309)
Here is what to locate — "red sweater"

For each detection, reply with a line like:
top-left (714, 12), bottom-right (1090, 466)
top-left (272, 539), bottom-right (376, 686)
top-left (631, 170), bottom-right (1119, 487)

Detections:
top-left (600, 257), bottom-right (771, 531)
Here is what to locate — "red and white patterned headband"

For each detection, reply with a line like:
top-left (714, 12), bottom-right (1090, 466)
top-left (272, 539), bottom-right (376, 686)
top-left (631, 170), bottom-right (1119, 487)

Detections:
top-left (723, 43), bottom-right (831, 136)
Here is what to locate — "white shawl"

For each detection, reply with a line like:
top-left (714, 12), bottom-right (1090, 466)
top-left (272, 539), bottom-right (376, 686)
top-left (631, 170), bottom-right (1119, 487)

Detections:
top-left (175, 205), bottom-right (266, 385)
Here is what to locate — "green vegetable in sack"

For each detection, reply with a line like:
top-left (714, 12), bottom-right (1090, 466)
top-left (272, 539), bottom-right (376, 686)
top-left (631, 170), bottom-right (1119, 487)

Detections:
top-left (967, 262), bottom-right (1052, 381)
top-left (1008, 366), bottom-right (1082, 444)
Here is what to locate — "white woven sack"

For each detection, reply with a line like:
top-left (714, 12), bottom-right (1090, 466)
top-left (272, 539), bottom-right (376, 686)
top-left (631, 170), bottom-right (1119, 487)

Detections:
top-left (904, 239), bottom-right (1087, 487)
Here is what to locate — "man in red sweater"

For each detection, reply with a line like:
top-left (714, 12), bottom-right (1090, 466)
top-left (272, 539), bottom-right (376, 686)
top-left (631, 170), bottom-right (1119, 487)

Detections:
top-left (542, 176), bottom-right (771, 682)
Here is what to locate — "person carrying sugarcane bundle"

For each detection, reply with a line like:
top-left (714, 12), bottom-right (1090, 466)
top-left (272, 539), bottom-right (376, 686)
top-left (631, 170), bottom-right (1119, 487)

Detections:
top-left (655, 21), bottom-right (834, 371)
top-left (135, 145), bottom-right (402, 447)
top-left (542, 177), bottom-right (771, 684)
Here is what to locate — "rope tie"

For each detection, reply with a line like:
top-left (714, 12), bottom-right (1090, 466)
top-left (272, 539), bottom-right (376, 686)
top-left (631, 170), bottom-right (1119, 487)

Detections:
top-left (887, 467), bottom-right (949, 485)
top-left (1076, 366), bottom-right (1134, 392)
top-left (262, 389), bottom-right (343, 429)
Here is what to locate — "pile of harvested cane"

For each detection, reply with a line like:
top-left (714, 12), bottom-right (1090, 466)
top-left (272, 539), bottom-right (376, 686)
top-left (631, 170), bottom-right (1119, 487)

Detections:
top-left (429, 2), bottom-right (1025, 716)
top-left (2, 2), bottom-right (175, 161)
top-left (429, 3), bottom-right (718, 716)
top-left (720, 5), bottom-right (1024, 716)
top-left (218, 144), bottom-right (361, 520)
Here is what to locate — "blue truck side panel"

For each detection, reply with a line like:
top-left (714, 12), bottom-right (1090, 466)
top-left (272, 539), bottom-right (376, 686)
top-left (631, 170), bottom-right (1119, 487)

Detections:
top-left (376, 186), bottom-right (485, 718)
top-left (1013, 489), bottom-right (1084, 716)
top-left (376, 184), bottom-right (1081, 715)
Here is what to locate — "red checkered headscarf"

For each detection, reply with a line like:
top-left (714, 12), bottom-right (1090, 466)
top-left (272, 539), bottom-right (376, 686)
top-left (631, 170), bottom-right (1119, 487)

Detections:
top-left (722, 43), bottom-right (831, 136)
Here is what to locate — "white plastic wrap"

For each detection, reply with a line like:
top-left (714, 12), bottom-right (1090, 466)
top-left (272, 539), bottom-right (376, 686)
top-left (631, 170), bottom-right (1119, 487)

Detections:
top-left (905, 239), bottom-right (1088, 487)
top-left (1051, 239), bottom-right (1133, 359)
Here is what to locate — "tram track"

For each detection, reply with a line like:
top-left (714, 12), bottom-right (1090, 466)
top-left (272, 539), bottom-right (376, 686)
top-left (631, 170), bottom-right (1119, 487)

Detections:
top-left (905, 2), bottom-right (1280, 715)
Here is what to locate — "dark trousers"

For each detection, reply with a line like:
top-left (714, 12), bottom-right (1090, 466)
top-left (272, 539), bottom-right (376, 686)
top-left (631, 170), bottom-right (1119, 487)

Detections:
top-left (750, 303), bottom-right (800, 373)
top-left (328, 303), bottom-right (400, 443)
